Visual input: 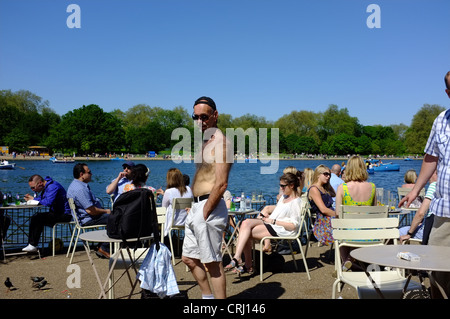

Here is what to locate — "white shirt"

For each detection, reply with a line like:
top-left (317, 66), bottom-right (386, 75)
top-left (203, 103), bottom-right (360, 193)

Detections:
top-left (270, 196), bottom-right (302, 237)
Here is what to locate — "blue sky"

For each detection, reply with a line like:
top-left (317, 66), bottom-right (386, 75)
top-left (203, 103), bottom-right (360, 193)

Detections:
top-left (1, 0), bottom-right (449, 127)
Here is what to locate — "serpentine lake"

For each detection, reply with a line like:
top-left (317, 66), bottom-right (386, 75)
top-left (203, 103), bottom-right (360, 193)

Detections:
top-left (1, 158), bottom-right (423, 204)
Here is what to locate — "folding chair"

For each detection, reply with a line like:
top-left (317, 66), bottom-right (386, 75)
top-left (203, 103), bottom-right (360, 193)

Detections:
top-left (168, 197), bottom-right (192, 265)
top-left (331, 217), bottom-right (421, 298)
top-left (51, 220), bottom-right (75, 256)
top-left (258, 200), bottom-right (311, 281)
top-left (67, 198), bottom-right (107, 264)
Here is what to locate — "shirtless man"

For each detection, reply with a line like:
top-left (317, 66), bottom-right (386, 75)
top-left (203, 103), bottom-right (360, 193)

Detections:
top-left (181, 96), bottom-right (233, 299)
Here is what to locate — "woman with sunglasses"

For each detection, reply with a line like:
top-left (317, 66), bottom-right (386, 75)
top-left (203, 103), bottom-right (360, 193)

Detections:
top-left (308, 164), bottom-right (336, 246)
top-left (224, 173), bottom-right (302, 274)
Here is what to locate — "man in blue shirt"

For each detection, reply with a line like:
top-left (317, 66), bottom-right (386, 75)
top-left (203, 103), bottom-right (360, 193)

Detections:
top-left (67, 163), bottom-right (111, 258)
top-left (22, 175), bottom-right (72, 253)
top-left (106, 160), bottom-right (134, 202)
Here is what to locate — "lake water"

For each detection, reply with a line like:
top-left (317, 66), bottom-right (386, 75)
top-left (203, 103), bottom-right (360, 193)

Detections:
top-left (1, 158), bottom-right (424, 202)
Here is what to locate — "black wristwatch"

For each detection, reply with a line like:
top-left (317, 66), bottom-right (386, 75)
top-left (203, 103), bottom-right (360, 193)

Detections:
top-left (407, 231), bottom-right (414, 237)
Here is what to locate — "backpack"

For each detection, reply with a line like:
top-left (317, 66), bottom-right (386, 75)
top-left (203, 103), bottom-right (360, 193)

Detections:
top-left (107, 188), bottom-right (159, 248)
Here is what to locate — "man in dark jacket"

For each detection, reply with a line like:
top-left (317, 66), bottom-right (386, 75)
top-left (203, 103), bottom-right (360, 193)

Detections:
top-left (22, 175), bottom-right (72, 253)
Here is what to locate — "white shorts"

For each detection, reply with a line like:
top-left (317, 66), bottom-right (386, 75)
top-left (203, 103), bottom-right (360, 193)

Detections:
top-left (182, 198), bottom-right (228, 263)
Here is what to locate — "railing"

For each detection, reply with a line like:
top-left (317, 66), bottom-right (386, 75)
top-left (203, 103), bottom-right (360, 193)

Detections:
top-left (0, 196), bottom-right (114, 254)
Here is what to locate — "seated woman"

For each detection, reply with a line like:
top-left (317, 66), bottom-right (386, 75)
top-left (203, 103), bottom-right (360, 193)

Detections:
top-left (335, 155), bottom-right (377, 270)
top-left (401, 169), bottom-right (423, 208)
top-left (123, 163), bottom-right (163, 195)
top-left (224, 173), bottom-right (302, 274)
top-left (161, 168), bottom-right (193, 239)
top-left (399, 170), bottom-right (437, 244)
top-left (308, 165), bottom-right (336, 246)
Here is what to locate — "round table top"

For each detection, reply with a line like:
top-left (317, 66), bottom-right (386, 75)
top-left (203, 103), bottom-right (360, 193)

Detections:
top-left (351, 244), bottom-right (450, 272)
top-left (79, 229), bottom-right (153, 243)
top-left (228, 209), bottom-right (256, 215)
top-left (0, 203), bottom-right (44, 210)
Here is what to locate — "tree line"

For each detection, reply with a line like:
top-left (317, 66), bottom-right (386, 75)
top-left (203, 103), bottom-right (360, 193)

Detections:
top-left (0, 89), bottom-right (445, 156)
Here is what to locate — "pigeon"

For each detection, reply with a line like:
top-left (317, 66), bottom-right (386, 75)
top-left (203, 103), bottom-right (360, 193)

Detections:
top-left (4, 277), bottom-right (14, 291)
top-left (30, 276), bottom-right (45, 283)
top-left (32, 280), bottom-right (48, 290)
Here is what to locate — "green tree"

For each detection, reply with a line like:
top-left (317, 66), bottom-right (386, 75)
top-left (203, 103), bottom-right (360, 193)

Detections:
top-left (46, 104), bottom-right (125, 154)
top-left (404, 104), bottom-right (445, 154)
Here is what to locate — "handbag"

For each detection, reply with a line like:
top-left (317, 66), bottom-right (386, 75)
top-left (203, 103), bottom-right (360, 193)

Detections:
top-left (107, 188), bottom-right (159, 248)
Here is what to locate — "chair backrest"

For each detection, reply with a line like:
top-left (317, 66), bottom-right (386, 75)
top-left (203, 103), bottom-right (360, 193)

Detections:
top-left (68, 198), bottom-right (82, 228)
top-left (397, 187), bottom-right (425, 201)
top-left (171, 197), bottom-right (193, 224)
top-left (172, 197), bottom-right (193, 210)
top-left (339, 205), bottom-right (388, 219)
top-left (331, 218), bottom-right (399, 243)
top-left (156, 207), bottom-right (166, 241)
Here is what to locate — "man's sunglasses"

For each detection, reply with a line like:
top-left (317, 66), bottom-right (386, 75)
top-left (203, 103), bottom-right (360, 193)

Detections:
top-left (192, 113), bottom-right (211, 122)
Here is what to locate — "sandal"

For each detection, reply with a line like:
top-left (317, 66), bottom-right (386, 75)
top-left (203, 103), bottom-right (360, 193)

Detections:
top-left (224, 258), bottom-right (241, 271)
top-left (233, 265), bottom-right (254, 275)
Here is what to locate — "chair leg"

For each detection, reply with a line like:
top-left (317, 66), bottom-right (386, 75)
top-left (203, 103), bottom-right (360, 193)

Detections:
top-left (52, 225), bottom-right (56, 257)
top-left (287, 241), bottom-right (298, 271)
top-left (168, 229), bottom-right (175, 265)
top-left (260, 239), bottom-right (264, 281)
top-left (69, 228), bottom-right (81, 265)
top-left (297, 239), bottom-right (311, 280)
top-left (66, 225), bottom-right (77, 258)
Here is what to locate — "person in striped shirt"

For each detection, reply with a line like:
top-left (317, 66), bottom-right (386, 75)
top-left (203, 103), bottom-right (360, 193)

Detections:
top-left (399, 71), bottom-right (450, 299)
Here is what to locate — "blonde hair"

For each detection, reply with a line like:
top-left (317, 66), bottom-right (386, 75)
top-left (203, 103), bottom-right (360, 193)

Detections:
top-left (166, 168), bottom-right (187, 196)
top-left (344, 155), bottom-right (368, 182)
top-left (312, 164), bottom-right (335, 196)
top-left (283, 166), bottom-right (298, 174)
top-left (303, 167), bottom-right (314, 190)
top-left (404, 169), bottom-right (418, 184)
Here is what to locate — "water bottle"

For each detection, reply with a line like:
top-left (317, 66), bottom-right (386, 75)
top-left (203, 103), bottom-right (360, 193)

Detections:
top-left (15, 193), bottom-right (21, 205)
top-left (230, 198), bottom-right (235, 212)
top-left (240, 192), bottom-right (245, 211)
top-left (2, 194), bottom-right (7, 207)
top-left (246, 196), bottom-right (251, 210)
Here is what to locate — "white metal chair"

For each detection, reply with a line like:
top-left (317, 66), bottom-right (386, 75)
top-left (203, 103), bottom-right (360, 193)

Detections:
top-left (168, 197), bottom-right (192, 265)
top-left (338, 205), bottom-right (388, 219)
top-left (397, 187), bottom-right (425, 203)
top-left (258, 199), bottom-right (311, 281)
top-left (51, 220), bottom-right (75, 256)
top-left (331, 217), bottom-right (419, 298)
top-left (67, 198), bottom-right (107, 264)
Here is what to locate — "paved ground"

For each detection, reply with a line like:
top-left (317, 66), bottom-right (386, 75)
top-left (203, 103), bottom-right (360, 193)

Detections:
top-left (0, 241), bottom-right (433, 316)
top-left (0, 242), bottom-right (359, 299)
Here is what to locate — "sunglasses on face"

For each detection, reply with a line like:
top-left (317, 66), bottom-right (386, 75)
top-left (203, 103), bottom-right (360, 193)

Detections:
top-left (322, 172), bottom-right (331, 177)
top-left (279, 184), bottom-right (288, 188)
top-left (191, 113), bottom-right (211, 122)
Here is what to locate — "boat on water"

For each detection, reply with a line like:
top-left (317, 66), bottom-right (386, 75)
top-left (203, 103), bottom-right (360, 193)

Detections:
top-left (372, 163), bottom-right (400, 172)
top-left (50, 157), bottom-right (75, 164)
top-left (0, 160), bottom-right (16, 169)
top-left (366, 159), bottom-right (400, 172)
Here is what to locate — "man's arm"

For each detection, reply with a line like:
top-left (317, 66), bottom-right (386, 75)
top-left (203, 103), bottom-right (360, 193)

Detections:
top-left (399, 154), bottom-right (438, 208)
top-left (106, 172), bottom-right (126, 194)
top-left (36, 184), bottom-right (58, 207)
top-left (203, 134), bottom-right (232, 220)
top-left (85, 206), bottom-right (110, 216)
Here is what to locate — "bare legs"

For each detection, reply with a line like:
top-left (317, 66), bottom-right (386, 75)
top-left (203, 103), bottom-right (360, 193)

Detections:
top-left (232, 218), bottom-right (271, 269)
top-left (182, 257), bottom-right (226, 299)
